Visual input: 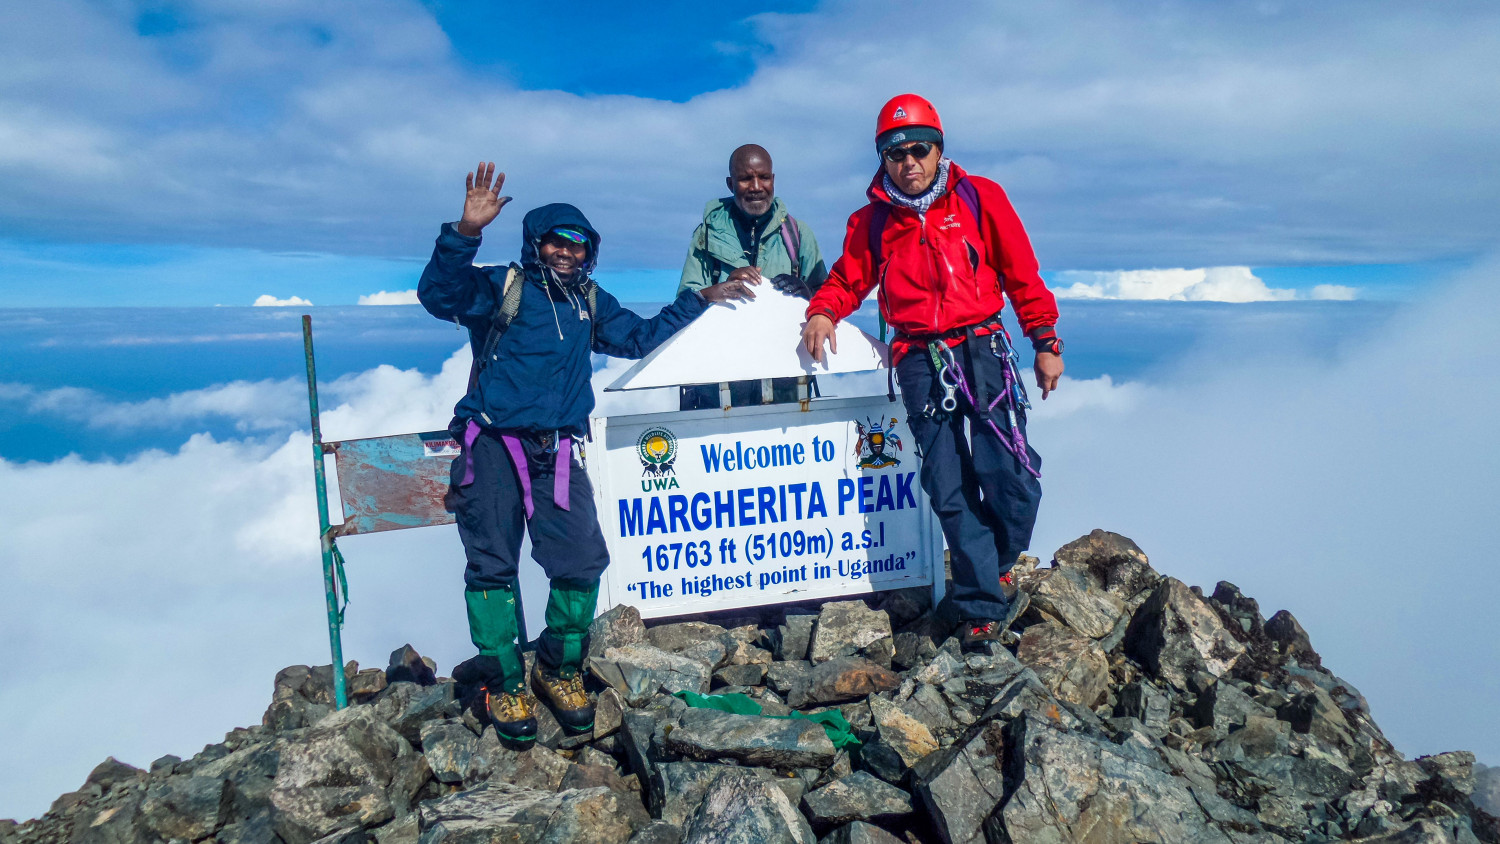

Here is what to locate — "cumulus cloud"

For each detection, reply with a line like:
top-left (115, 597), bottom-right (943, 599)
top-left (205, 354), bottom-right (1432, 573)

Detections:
top-left (358, 289), bottom-right (421, 305)
top-left (252, 294), bottom-right (313, 307)
top-left (1054, 266), bottom-right (1304, 302)
top-left (0, 1), bottom-right (1496, 270)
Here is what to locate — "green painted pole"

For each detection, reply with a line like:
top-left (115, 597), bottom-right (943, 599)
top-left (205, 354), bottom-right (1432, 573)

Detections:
top-left (302, 315), bottom-right (348, 709)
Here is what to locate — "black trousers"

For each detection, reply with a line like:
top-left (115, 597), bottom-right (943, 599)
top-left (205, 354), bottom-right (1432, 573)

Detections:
top-left (449, 429), bottom-right (609, 663)
top-left (895, 336), bottom-right (1043, 622)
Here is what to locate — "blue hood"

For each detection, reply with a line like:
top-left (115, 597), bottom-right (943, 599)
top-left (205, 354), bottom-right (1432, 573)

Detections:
top-left (520, 203), bottom-right (601, 281)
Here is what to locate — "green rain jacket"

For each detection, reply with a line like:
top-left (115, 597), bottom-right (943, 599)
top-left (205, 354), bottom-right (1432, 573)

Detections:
top-left (678, 197), bottom-right (828, 295)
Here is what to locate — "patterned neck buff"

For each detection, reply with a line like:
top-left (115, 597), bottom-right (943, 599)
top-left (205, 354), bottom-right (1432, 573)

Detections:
top-left (883, 157), bottom-right (952, 217)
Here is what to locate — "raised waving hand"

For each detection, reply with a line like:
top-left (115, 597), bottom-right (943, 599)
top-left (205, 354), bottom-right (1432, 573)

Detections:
top-left (455, 162), bottom-right (511, 237)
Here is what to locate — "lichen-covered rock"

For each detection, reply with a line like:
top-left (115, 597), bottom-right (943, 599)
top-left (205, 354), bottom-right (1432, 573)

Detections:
top-left (1000, 712), bottom-right (1269, 844)
top-left (587, 604), bottom-right (648, 661)
top-left (597, 644), bottom-right (712, 705)
top-left (775, 612), bottom-right (817, 662)
top-left (679, 770), bottom-right (815, 844)
top-left (1124, 577), bottom-right (1246, 690)
top-left (417, 782), bottom-right (647, 844)
top-left (463, 727), bottom-right (570, 790)
top-left (1191, 680), bottom-right (1275, 733)
top-left (712, 663), bottom-right (766, 688)
top-left (1051, 530), bottom-right (1161, 600)
top-left (386, 645), bottom-right (437, 687)
top-left (866, 696), bottom-right (937, 769)
top-left (270, 786), bottom-right (391, 844)
top-left (1016, 622), bottom-right (1110, 707)
top-left (786, 658), bottom-right (899, 708)
top-left (139, 776), bottom-right (232, 841)
top-left (909, 718), bottom-right (1010, 844)
top-left (1265, 609), bottom-right (1317, 662)
top-left (817, 821), bottom-right (905, 844)
top-left (647, 621), bottom-right (728, 654)
top-left (593, 687), bottom-right (625, 740)
top-left (419, 720), bottom-right (476, 785)
top-left (808, 601), bottom-right (892, 664)
top-left (799, 771), bottom-right (912, 830)
top-left (665, 709), bottom-right (835, 769)
top-left (1278, 686), bottom-right (1352, 747)
top-left (1113, 681), bottom-right (1170, 737)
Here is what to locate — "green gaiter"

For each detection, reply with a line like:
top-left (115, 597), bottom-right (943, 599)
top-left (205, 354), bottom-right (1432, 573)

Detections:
top-left (465, 586), bottom-right (526, 693)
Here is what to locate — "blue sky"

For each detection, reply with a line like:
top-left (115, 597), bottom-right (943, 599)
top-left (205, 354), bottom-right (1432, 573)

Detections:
top-left (1, 1), bottom-right (1496, 306)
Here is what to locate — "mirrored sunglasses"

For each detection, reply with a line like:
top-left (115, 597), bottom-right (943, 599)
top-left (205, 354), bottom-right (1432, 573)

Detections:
top-left (882, 142), bottom-right (935, 162)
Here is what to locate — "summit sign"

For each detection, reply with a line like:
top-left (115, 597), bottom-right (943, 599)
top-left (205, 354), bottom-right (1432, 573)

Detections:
top-left (587, 397), bottom-right (942, 618)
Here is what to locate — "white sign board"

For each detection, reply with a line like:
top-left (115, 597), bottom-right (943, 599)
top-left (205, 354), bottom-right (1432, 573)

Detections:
top-left (586, 396), bottom-right (943, 619)
top-left (605, 286), bottom-right (887, 390)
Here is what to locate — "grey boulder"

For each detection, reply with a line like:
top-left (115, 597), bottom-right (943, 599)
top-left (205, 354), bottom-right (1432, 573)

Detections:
top-left (665, 709), bottom-right (836, 769)
top-left (799, 771), bottom-right (912, 830)
top-left (1123, 577), bottom-right (1246, 690)
top-left (680, 770), bottom-right (815, 844)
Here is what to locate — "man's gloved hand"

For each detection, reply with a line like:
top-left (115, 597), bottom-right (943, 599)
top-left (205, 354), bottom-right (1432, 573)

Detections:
top-left (768, 272), bottom-right (813, 300)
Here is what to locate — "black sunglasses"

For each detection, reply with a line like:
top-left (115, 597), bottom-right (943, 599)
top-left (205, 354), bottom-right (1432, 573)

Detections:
top-left (883, 141), bottom-right (935, 162)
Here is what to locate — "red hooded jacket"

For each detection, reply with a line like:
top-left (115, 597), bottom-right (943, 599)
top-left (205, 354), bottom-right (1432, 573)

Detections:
top-left (806, 161), bottom-right (1058, 364)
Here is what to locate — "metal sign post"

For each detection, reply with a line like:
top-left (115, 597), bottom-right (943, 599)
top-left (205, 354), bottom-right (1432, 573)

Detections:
top-left (302, 315), bottom-right (348, 710)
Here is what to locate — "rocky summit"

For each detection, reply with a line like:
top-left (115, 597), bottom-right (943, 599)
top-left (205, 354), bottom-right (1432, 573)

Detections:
top-left (7, 530), bottom-right (1498, 844)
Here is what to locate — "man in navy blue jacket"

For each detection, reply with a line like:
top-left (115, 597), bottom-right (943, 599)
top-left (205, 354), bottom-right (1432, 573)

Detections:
top-left (419, 162), bottom-right (749, 744)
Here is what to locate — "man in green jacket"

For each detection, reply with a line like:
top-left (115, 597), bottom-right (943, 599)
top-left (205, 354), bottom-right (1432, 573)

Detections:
top-left (679, 144), bottom-right (828, 409)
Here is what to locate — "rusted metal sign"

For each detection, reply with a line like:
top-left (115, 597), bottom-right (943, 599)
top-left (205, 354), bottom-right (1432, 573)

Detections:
top-left (326, 431), bottom-right (458, 536)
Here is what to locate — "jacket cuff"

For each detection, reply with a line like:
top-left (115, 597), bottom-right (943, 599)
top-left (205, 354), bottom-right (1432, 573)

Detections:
top-left (441, 221), bottom-right (481, 244)
top-left (805, 304), bottom-right (838, 324)
top-left (1027, 324), bottom-right (1058, 351)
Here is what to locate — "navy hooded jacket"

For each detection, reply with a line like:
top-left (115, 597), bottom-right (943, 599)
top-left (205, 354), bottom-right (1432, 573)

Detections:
top-left (418, 203), bottom-right (707, 436)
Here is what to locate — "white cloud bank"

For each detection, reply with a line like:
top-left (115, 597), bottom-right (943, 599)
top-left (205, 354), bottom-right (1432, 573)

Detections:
top-left (358, 289), bottom-right (421, 306)
top-left (252, 294), bottom-right (313, 307)
top-left (1054, 266), bottom-right (1359, 302)
top-left (2, 263), bottom-right (1499, 819)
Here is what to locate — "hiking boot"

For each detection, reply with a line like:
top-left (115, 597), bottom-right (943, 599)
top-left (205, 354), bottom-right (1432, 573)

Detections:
top-left (999, 571), bottom-right (1030, 629)
top-left (531, 663), bottom-right (594, 734)
top-left (483, 685), bottom-right (537, 745)
top-left (961, 619), bottom-right (1012, 650)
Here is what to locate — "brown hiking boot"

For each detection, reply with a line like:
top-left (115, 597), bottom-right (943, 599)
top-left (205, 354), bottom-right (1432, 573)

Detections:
top-left (998, 571), bottom-right (1030, 629)
top-left (483, 685), bottom-right (538, 745)
top-left (961, 619), bottom-right (1010, 650)
top-left (531, 663), bottom-right (595, 734)
top-left (960, 573), bottom-right (1030, 651)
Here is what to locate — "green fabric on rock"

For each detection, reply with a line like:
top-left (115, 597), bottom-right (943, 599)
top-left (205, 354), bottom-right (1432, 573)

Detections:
top-left (543, 577), bottom-right (599, 678)
top-left (465, 586), bottom-right (525, 693)
top-left (673, 691), bottom-right (861, 749)
top-left (674, 690), bottom-right (764, 716)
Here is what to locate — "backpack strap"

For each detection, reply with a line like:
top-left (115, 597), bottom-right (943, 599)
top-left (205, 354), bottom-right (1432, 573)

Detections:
top-left (779, 215), bottom-right (803, 279)
top-left (867, 203), bottom-right (892, 272)
top-left (468, 265), bottom-right (524, 391)
top-left (585, 279), bottom-right (598, 350)
top-left (953, 177), bottom-right (983, 228)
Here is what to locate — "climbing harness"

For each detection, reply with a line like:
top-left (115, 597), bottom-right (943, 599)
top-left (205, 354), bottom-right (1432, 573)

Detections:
top-left (923, 322), bottom-right (1040, 479)
top-left (458, 421), bottom-right (573, 517)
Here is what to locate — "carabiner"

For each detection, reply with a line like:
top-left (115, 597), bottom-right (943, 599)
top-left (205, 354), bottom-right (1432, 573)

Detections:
top-left (933, 343), bottom-right (960, 412)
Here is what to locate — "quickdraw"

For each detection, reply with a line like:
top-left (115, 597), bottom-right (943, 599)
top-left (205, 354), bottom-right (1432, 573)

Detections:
top-left (924, 325), bottom-right (1040, 478)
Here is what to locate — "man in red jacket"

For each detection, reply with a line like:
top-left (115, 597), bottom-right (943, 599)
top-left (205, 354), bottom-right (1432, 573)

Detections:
top-left (802, 94), bottom-right (1064, 649)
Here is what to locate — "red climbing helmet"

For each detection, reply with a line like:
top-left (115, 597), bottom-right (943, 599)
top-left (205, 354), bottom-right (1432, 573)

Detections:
top-left (875, 93), bottom-right (943, 138)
